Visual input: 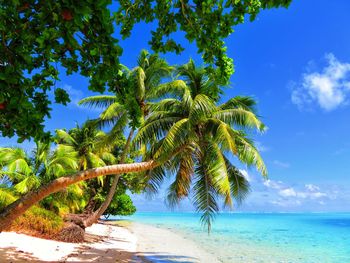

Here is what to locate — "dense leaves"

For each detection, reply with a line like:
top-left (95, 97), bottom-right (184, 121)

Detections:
top-left (136, 60), bottom-right (266, 232)
top-left (0, 0), bottom-right (121, 141)
top-left (0, 0), bottom-right (291, 141)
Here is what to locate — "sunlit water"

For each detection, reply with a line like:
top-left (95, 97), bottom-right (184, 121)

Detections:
top-left (114, 212), bottom-right (350, 262)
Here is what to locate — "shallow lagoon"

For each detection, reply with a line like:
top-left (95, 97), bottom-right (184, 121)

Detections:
top-left (118, 212), bottom-right (350, 263)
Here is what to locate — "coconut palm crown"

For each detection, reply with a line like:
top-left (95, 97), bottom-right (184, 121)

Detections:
top-left (135, 60), bottom-right (267, 232)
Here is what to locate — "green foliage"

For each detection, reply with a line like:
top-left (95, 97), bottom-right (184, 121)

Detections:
top-left (55, 123), bottom-right (117, 170)
top-left (54, 122), bottom-right (121, 213)
top-left (0, 141), bottom-right (84, 215)
top-left (135, 60), bottom-right (266, 232)
top-left (0, 187), bottom-right (17, 210)
top-left (103, 193), bottom-right (136, 217)
top-left (0, 0), bottom-right (121, 142)
top-left (0, 0), bottom-right (291, 142)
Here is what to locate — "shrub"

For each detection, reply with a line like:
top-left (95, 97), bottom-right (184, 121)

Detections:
top-left (10, 206), bottom-right (64, 238)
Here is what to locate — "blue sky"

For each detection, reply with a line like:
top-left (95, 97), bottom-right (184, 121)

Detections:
top-left (2, 0), bottom-right (350, 212)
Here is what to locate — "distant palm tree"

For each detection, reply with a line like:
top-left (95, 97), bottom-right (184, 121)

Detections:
top-left (78, 50), bottom-right (173, 226)
top-left (135, 60), bottom-right (266, 232)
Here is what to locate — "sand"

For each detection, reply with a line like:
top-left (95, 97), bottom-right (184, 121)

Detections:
top-left (0, 223), bottom-right (137, 262)
top-left (0, 221), bottom-right (219, 263)
top-left (129, 222), bottom-right (219, 263)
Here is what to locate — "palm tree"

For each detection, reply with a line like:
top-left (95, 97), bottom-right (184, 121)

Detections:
top-left (0, 160), bottom-right (156, 231)
top-left (55, 123), bottom-right (118, 222)
top-left (135, 60), bottom-right (266, 232)
top-left (77, 50), bottom-right (173, 226)
top-left (0, 142), bottom-right (80, 214)
top-left (0, 61), bottom-right (266, 233)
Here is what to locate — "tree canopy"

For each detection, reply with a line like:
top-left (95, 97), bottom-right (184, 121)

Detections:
top-left (0, 0), bottom-right (291, 142)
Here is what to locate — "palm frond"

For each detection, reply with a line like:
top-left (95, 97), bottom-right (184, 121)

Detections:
top-left (214, 108), bottom-right (265, 131)
top-left (14, 175), bottom-right (41, 194)
top-left (166, 148), bottom-right (194, 208)
top-left (143, 164), bottom-right (168, 196)
top-left (55, 129), bottom-right (77, 146)
top-left (154, 118), bottom-right (190, 161)
top-left (99, 102), bottom-right (126, 122)
top-left (134, 116), bottom-right (181, 148)
top-left (7, 158), bottom-right (32, 176)
top-left (189, 94), bottom-right (216, 124)
top-left (219, 96), bottom-right (257, 112)
top-left (202, 141), bottom-right (232, 208)
top-left (211, 120), bottom-right (238, 155)
top-left (0, 187), bottom-right (17, 209)
top-left (193, 163), bottom-right (219, 233)
top-left (235, 135), bottom-right (267, 177)
top-left (78, 95), bottom-right (117, 109)
top-left (148, 80), bottom-right (192, 107)
top-left (224, 157), bottom-right (250, 205)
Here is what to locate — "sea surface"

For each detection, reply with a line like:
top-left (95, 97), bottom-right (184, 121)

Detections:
top-left (116, 212), bottom-right (350, 263)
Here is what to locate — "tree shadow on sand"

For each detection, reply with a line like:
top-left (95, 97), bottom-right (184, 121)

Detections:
top-left (0, 246), bottom-right (199, 263)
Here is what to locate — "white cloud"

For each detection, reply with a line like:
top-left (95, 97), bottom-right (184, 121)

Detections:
top-left (305, 184), bottom-right (320, 192)
top-left (271, 199), bottom-right (301, 207)
top-left (273, 160), bottom-right (290, 169)
top-left (276, 184), bottom-right (327, 200)
top-left (263, 179), bottom-right (284, 190)
top-left (279, 188), bottom-right (297, 197)
top-left (239, 169), bottom-right (252, 182)
top-left (291, 53), bottom-right (350, 111)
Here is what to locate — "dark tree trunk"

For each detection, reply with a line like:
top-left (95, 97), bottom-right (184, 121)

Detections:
top-left (82, 129), bottom-right (135, 227)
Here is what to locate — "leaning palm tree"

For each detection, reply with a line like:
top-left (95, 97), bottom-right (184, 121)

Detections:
top-left (0, 61), bottom-right (266, 233)
top-left (134, 60), bottom-right (266, 231)
top-left (77, 50), bottom-right (173, 226)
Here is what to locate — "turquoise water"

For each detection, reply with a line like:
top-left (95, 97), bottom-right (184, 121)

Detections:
top-left (119, 212), bottom-right (350, 262)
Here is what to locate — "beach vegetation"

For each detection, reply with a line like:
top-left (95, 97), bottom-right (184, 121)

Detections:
top-left (0, 56), bottom-right (266, 234)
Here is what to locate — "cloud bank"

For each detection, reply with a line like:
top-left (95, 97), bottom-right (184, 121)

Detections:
top-left (291, 53), bottom-right (350, 111)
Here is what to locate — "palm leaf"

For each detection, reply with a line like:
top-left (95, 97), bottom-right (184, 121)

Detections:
top-left (167, 147), bottom-right (195, 207)
top-left (189, 94), bottom-right (216, 124)
top-left (193, 163), bottom-right (219, 233)
top-left (214, 108), bottom-right (265, 131)
top-left (78, 95), bottom-right (117, 109)
top-left (219, 96), bottom-right (257, 112)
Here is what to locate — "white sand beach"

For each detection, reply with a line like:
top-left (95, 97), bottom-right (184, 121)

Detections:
top-left (129, 222), bottom-right (219, 263)
top-left (0, 221), bottom-right (219, 262)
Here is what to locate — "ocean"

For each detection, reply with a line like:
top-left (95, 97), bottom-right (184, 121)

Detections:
top-left (118, 212), bottom-right (350, 263)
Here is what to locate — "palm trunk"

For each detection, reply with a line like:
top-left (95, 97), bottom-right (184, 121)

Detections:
top-left (83, 129), bottom-right (135, 227)
top-left (82, 190), bottom-right (97, 215)
top-left (0, 160), bottom-right (156, 232)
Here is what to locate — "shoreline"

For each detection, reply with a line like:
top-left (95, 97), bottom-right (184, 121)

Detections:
top-left (0, 220), bottom-right (219, 262)
top-left (127, 222), bottom-right (219, 263)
